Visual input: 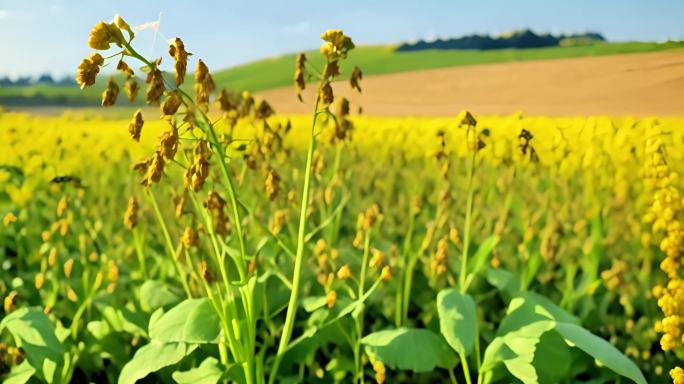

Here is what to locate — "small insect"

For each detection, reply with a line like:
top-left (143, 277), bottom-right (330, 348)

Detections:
top-left (50, 175), bottom-right (86, 188)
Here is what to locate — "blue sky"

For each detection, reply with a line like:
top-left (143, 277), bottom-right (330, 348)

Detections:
top-left (1, 0), bottom-right (683, 79)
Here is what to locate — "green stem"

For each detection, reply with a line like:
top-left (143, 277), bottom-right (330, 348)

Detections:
top-left (132, 227), bottom-right (147, 279)
top-left (355, 230), bottom-right (372, 384)
top-left (449, 368), bottom-right (460, 384)
top-left (460, 353), bottom-right (473, 384)
top-left (398, 210), bottom-right (415, 326)
top-left (269, 97), bottom-right (320, 384)
top-left (460, 125), bottom-right (477, 293)
top-left (148, 190), bottom-right (192, 298)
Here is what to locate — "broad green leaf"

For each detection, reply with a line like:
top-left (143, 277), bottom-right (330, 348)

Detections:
top-left (481, 320), bottom-right (555, 381)
top-left (118, 341), bottom-right (196, 384)
top-left (554, 322), bottom-right (647, 384)
top-left (361, 327), bottom-right (457, 372)
top-left (481, 296), bottom-right (558, 383)
top-left (0, 307), bottom-right (65, 383)
top-left (3, 360), bottom-right (36, 384)
top-left (149, 298), bottom-right (221, 344)
top-left (520, 292), bottom-right (579, 325)
top-left (497, 293), bottom-right (577, 336)
top-left (436, 289), bottom-right (477, 356)
top-left (172, 357), bottom-right (224, 384)
top-left (140, 280), bottom-right (181, 312)
top-left (533, 331), bottom-right (572, 383)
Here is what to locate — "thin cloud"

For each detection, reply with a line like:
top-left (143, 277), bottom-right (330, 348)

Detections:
top-left (0, 9), bottom-right (12, 19)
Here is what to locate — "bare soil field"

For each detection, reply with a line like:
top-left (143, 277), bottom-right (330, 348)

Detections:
top-left (257, 50), bottom-right (684, 116)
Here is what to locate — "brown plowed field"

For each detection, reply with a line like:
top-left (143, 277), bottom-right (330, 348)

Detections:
top-left (257, 50), bottom-right (684, 116)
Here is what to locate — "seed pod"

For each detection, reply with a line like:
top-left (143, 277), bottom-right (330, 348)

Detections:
top-left (102, 78), bottom-right (120, 107)
top-left (181, 227), bottom-right (199, 249)
top-left (161, 91), bottom-right (183, 115)
top-left (194, 60), bottom-right (215, 108)
top-left (116, 60), bottom-right (134, 77)
top-left (146, 66), bottom-right (165, 104)
top-left (124, 77), bottom-right (140, 102)
top-left (157, 122), bottom-right (179, 160)
top-left (76, 53), bottom-right (103, 89)
top-left (294, 53), bottom-right (307, 101)
top-left (123, 197), bottom-right (138, 230)
top-left (265, 169), bottom-right (281, 201)
top-left (128, 109), bottom-right (144, 141)
top-left (350, 66), bottom-right (363, 92)
top-left (169, 37), bottom-right (189, 86)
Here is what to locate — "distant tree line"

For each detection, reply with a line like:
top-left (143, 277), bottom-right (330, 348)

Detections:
top-left (0, 74), bottom-right (77, 86)
top-left (397, 30), bottom-right (606, 52)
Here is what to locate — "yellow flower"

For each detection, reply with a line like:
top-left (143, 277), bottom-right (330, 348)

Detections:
top-left (326, 290), bottom-right (337, 309)
top-left (671, 366), bottom-right (684, 384)
top-left (319, 29), bottom-right (355, 60)
top-left (35, 273), bottom-right (45, 290)
top-left (113, 15), bottom-right (133, 38)
top-left (380, 266), bottom-right (392, 282)
top-left (369, 248), bottom-right (384, 269)
top-left (4, 291), bottom-right (18, 312)
top-left (337, 264), bottom-right (351, 280)
top-left (2, 212), bottom-right (17, 226)
top-left (88, 21), bottom-right (124, 50)
top-left (64, 258), bottom-right (74, 278)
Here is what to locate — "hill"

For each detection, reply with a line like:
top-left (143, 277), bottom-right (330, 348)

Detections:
top-left (396, 29), bottom-right (605, 52)
top-left (1, 41), bottom-right (683, 107)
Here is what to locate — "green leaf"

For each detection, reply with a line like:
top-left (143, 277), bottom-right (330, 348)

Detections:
top-left (554, 322), bottom-right (647, 384)
top-left (533, 331), bottom-right (572, 383)
top-left (140, 280), bottom-right (181, 312)
top-left (302, 296), bottom-right (327, 312)
top-left (97, 305), bottom-right (148, 336)
top-left (118, 341), bottom-right (196, 384)
top-left (361, 327), bottom-right (457, 372)
top-left (3, 361), bottom-right (36, 384)
top-left (486, 267), bottom-right (520, 296)
top-left (436, 289), bottom-right (477, 356)
top-left (0, 307), bottom-right (65, 383)
top-left (172, 357), bottom-right (224, 384)
top-left (149, 298), bottom-right (221, 344)
top-left (481, 320), bottom-right (555, 383)
top-left (468, 235), bottom-right (499, 275)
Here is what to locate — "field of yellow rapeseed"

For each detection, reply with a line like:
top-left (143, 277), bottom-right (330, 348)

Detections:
top-left (2, 15), bottom-right (684, 384)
